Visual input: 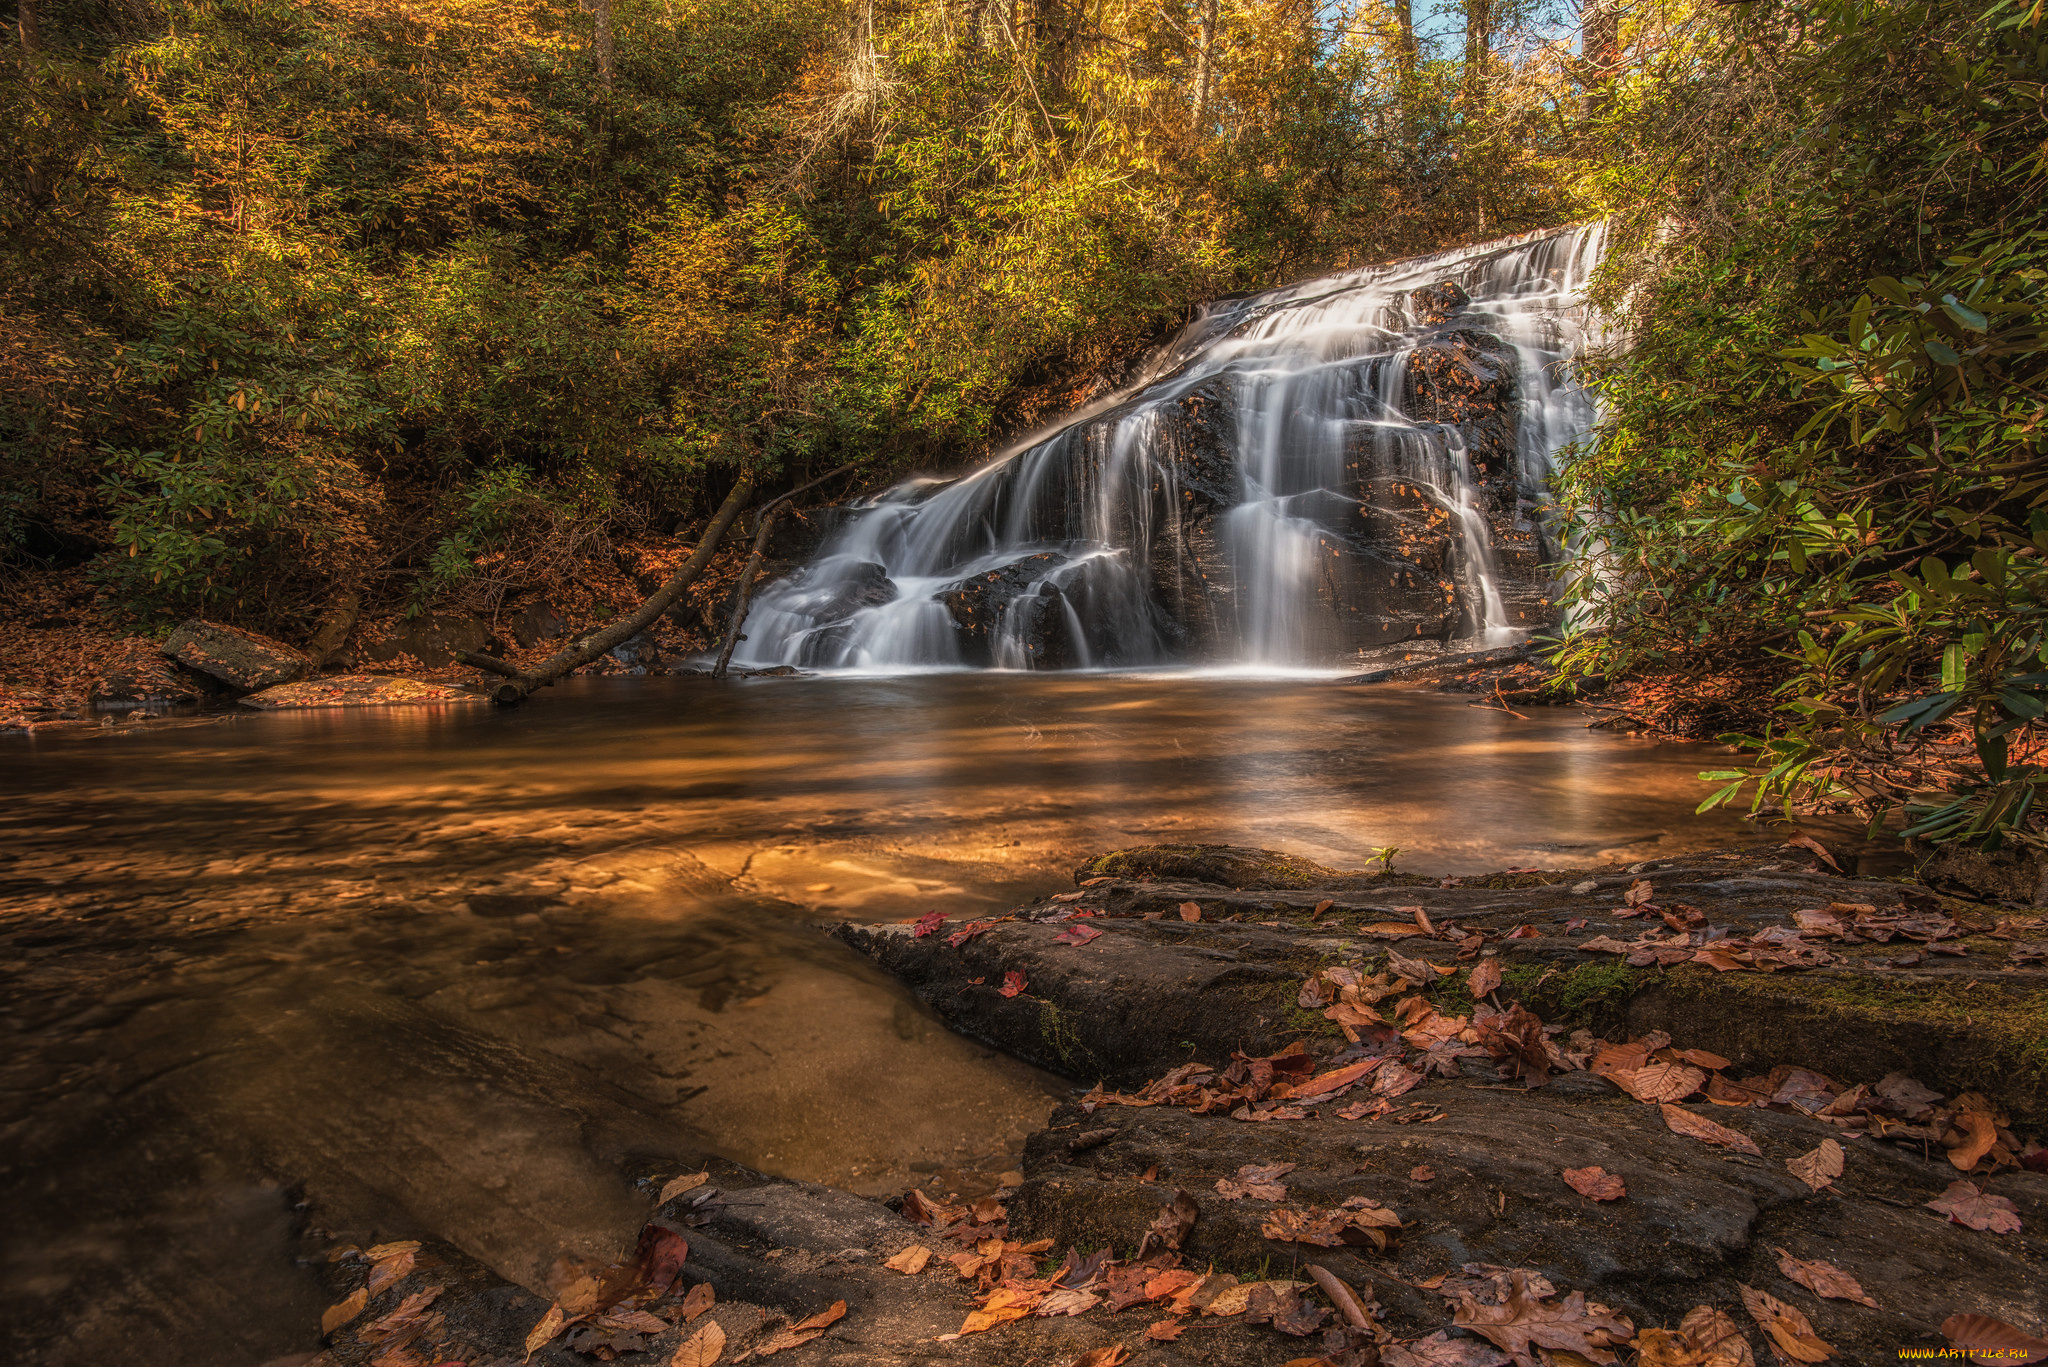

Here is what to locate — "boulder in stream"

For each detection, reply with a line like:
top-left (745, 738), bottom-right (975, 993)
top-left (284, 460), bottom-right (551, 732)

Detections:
top-left (163, 619), bottom-right (310, 690)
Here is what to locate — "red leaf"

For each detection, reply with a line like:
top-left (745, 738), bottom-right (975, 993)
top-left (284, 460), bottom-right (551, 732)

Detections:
top-left (911, 911), bottom-right (947, 937)
top-left (1000, 970), bottom-right (1028, 998)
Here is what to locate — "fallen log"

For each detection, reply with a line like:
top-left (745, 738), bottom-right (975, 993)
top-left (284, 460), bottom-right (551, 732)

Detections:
top-left (458, 475), bottom-right (755, 704)
top-left (711, 461), bottom-right (860, 678)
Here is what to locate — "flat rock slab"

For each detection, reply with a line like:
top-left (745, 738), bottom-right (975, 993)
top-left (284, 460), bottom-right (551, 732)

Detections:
top-left (239, 675), bottom-right (488, 709)
top-left (313, 1159), bottom-right (1318, 1367)
top-left (840, 844), bottom-right (2048, 1128)
top-left (163, 619), bottom-right (309, 690)
top-left (1012, 1078), bottom-right (2046, 1364)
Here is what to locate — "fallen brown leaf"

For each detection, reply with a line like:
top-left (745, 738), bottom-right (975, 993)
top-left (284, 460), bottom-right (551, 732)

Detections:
top-left (1772, 1247), bottom-right (1876, 1307)
top-left (791, 1300), bottom-right (846, 1332)
top-left (1311, 898), bottom-right (1336, 921)
top-left (1562, 1166), bottom-right (1626, 1201)
top-left (1140, 1189), bottom-right (1199, 1253)
top-left (1146, 1317), bottom-right (1184, 1340)
top-left (1467, 957), bottom-right (1503, 999)
top-left (680, 1281), bottom-right (716, 1322)
top-left (670, 1319), bottom-right (725, 1367)
top-left (1624, 879), bottom-right (1655, 907)
top-left (1216, 1161), bottom-right (1295, 1201)
top-left (1632, 1305), bottom-right (1756, 1367)
top-left (1411, 1164), bottom-right (1436, 1182)
top-left (1950, 1104), bottom-right (2001, 1171)
top-left (1661, 1104), bottom-right (1763, 1156)
top-left (1068, 1347), bottom-right (1130, 1367)
top-left (1179, 901), bottom-right (1202, 922)
top-left (1453, 1269), bottom-right (1634, 1363)
top-left (1783, 833), bottom-right (1841, 872)
top-left (1926, 1180), bottom-right (2023, 1233)
top-left (524, 1303), bottom-right (566, 1357)
top-left (883, 1245), bottom-right (932, 1275)
top-left (322, 1288), bottom-right (369, 1336)
top-left (1381, 1330), bottom-right (1517, 1365)
top-left (751, 1324), bottom-right (823, 1356)
top-left (1738, 1284), bottom-right (1833, 1362)
top-left (658, 1172), bottom-right (710, 1205)
top-left (1941, 1312), bottom-right (2048, 1363)
top-left (1611, 1062), bottom-right (1706, 1103)
top-left (366, 1249), bottom-right (415, 1297)
top-left (1786, 1139), bottom-right (1844, 1193)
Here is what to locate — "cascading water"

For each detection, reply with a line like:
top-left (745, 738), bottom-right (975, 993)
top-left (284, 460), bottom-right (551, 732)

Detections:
top-left (734, 222), bottom-right (1608, 672)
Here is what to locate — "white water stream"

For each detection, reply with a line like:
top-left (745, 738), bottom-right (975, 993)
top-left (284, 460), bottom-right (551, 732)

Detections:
top-left (736, 222), bottom-right (1608, 672)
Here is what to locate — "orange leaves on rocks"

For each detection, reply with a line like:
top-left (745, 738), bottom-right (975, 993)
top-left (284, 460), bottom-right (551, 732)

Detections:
top-left (1926, 1180), bottom-right (2023, 1233)
top-left (883, 1244), bottom-right (932, 1274)
top-left (1660, 1104), bottom-right (1763, 1156)
top-left (1452, 1268), bottom-right (1634, 1365)
top-left (1631, 1306), bottom-right (1755, 1367)
top-left (1738, 1284), bottom-right (1834, 1362)
top-left (1216, 1162), bottom-right (1294, 1201)
top-left (1562, 1166), bottom-right (1625, 1201)
top-left (1261, 1198), bottom-right (1402, 1250)
top-left (1786, 1139), bottom-right (1844, 1192)
top-left (1772, 1247), bottom-right (1876, 1307)
top-left (1465, 957), bottom-right (1503, 1000)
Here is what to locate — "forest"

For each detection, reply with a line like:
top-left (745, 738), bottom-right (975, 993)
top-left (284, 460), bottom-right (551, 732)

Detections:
top-left (5, 0), bottom-right (2045, 840)
top-left (5, 4), bottom-right (2048, 1366)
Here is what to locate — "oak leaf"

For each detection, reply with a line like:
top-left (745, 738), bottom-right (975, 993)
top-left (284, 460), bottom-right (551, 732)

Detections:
top-left (1467, 957), bottom-right (1503, 999)
top-left (1380, 1330), bottom-right (1514, 1365)
top-left (1949, 1104), bottom-right (2001, 1171)
top-left (1145, 1318), bottom-right (1184, 1340)
top-left (1453, 1270), bottom-right (1634, 1363)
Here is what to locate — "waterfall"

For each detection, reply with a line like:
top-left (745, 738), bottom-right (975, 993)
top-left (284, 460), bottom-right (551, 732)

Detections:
top-left (733, 222), bottom-right (1608, 672)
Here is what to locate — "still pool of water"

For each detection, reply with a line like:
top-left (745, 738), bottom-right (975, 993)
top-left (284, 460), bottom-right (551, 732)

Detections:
top-left (0, 674), bottom-right (1755, 1365)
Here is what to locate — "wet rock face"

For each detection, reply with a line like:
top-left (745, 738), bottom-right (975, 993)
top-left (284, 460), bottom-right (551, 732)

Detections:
top-left (162, 620), bottom-right (309, 691)
top-left (812, 561), bottom-right (898, 623)
top-left (1404, 327), bottom-right (1520, 476)
top-left (511, 600), bottom-right (569, 649)
top-left (936, 553), bottom-right (1075, 667)
top-left (1408, 279), bottom-right (1472, 326)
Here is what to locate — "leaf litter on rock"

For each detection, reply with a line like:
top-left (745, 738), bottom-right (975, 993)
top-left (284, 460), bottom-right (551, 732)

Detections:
top-left (1738, 1283), bottom-right (1834, 1363)
top-left (1926, 1180), bottom-right (2023, 1233)
top-left (1786, 1139), bottom-right (1844, 1192)
top-left (1562, 1166), bottom-right (1625, 1201)
top-left (1771, 1247), bottom-right (1876, 1307)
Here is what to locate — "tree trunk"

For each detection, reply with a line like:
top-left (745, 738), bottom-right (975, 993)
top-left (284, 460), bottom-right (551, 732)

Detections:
top-left (1192, 0), bottom-right (1219, 128)
top-left (580, 0), bottom-right (615, 91)
top-left (17, 0), bottom-right (39, 56)
top-left (460, 476), bottom-right (755, 704)
top-left (1580, 0), bottom-right (1620, 117)
top-left (1462, 0), bottom-right (1493, 106)
top-left (306, 589), bottom-right (362, 668)
top-left (713, 461), bottom-right (861, 678)
top-left (1393, 0), bottom-right (1417, 74)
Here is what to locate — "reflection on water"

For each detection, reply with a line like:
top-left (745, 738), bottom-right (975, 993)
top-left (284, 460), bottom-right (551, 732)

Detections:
top-left (0, 674), bottom-right (1752, 1366)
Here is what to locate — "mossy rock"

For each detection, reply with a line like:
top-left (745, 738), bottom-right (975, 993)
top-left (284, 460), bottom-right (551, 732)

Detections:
top-left (1072, 843), bottom-right (1422, 890)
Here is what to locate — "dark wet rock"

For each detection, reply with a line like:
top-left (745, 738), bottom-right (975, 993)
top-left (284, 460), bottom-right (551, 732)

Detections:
top-left (315, 1156), bottom-right (1316, 1367)
top-left (608, 631), bottom-right (662, 673)
top-left (163, 619), bottom-right (310, 691)
top-left (1403, 327), bottom-right (1519, 475)
top-left (845, 844), bottom-right (2048, 1129)
top-left (812, 560), bottom-right (898, 623)
top-left (1010, 1084), bottom-right (2045, 1364)
top-left (361, 612), bottom-right (491, 667)
top-left (1912, 837), bottom-right (2048, 907)
top-left (511, 600), bottom-right (569, 649)
top-left (1407, 279), bottom-right (1471, 327)
top-left (936, 553), bottom-right (1075, 667)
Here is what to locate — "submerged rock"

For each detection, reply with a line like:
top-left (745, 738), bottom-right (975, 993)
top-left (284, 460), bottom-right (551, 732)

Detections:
top-left (163, 619), bottom-right (309, 690)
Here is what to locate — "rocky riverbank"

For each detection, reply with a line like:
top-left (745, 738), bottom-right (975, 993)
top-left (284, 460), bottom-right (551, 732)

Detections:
top-left (305, 842), bottom-right (2047, 1367)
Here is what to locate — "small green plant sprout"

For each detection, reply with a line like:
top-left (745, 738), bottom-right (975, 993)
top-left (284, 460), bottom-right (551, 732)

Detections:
top-left (1369, 845), bottom-right (1401, 874)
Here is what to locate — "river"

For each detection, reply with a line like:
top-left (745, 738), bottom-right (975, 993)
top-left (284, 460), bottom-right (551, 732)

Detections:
top-left (0, 674), bottom-right (1755, 1366)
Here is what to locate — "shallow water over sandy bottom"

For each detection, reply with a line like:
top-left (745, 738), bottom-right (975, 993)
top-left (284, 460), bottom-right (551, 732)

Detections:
top-left (0, 674), bottom-right (1754, 1365)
